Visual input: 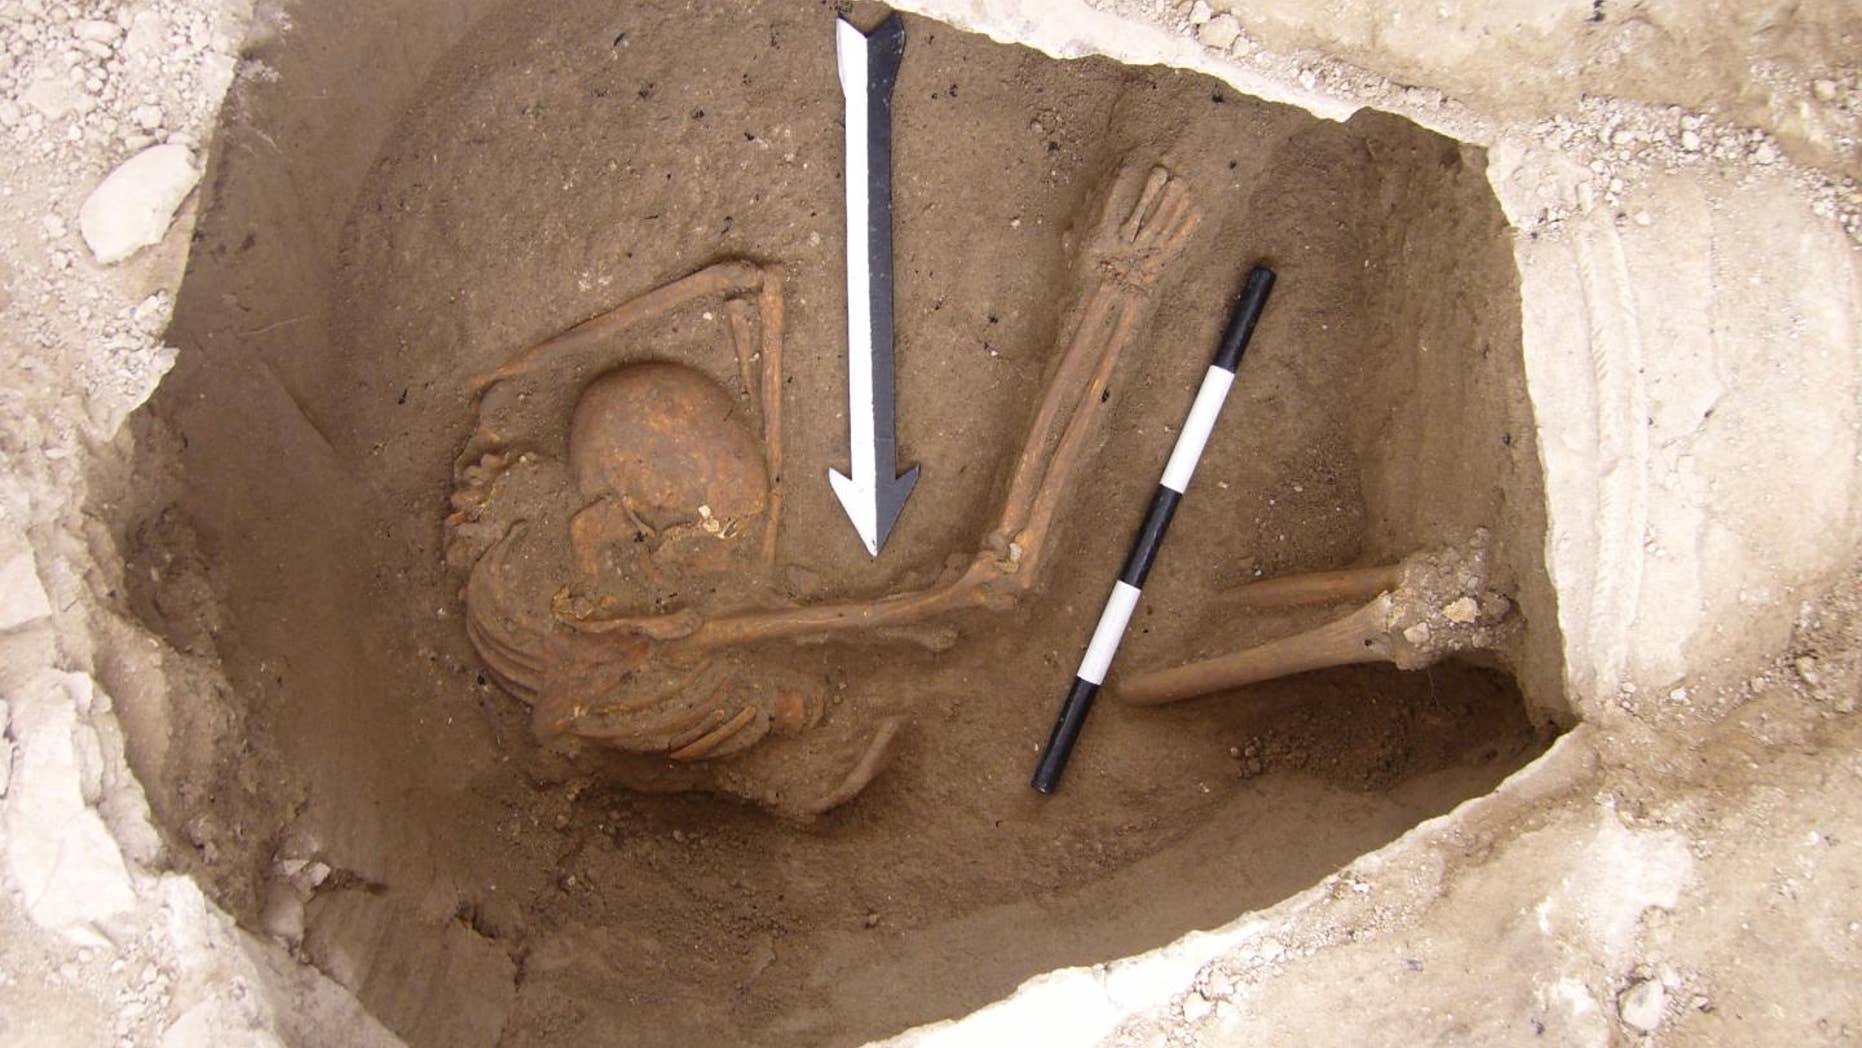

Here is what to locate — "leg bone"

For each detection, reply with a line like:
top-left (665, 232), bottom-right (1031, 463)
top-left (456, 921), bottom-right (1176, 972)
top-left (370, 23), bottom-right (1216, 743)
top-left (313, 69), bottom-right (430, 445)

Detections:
top-left (1117, 536), bottom-right (1516, 705)
top-left (1223, 563), bottom-right (1404, 610)
top-left (1118, 596), bottom-right (1396, 705)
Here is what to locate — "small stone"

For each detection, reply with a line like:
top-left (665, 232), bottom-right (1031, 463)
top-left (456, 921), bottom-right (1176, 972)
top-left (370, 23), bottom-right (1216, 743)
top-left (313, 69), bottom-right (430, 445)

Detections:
top-left (0, 550), bottom-right (52, 631)
top-left (74, 19), bottom-right (122, 44)
top-left (129, 103), bottom-right (160, 130)
top-left (1795, 656), bottom-right (1822, 688)
top-left (863, 911), bottom-right (880, 928)
top-left (1227, 746), bottom-right (1241, 759)
top-left (1403, 622), bottom-right (1431, 646)
top-left (1812, 78), bottom-right (1837, 102)
top-left (0, 100), bottom-right (17, 127)
top-left (1634, 211), bottom-right (1652, 226)
top-left (1198, 13), bottom-right (1241, 50)
top-left (1442, 597), bottom-right (1479, 624)
top-left (130, 292), bottom-right (168, 330)
top-left (1680, 130), bottom-right (1701, 151)
top-left (1181, 993), bottom-right (1213, 1023)
top-left (78, 143), bottom-right (201, 263)
top-left (1188, 0), bottom-right (1212, 24)
top-left (1618, 978), bottom-right (1665, 1033)
top-left (1753, 141), bottom-right (1778, 165)
top-left (671, 829), bottom-right (686, 843)
top-left (258, 882), bottom-right (306, 946)
top-left (22, 70), bottom-right (80, 119)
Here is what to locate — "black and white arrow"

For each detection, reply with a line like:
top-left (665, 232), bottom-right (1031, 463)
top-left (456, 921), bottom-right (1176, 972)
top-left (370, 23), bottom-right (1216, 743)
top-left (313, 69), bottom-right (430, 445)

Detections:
top-left (829, 14), bottom-right (919, 557)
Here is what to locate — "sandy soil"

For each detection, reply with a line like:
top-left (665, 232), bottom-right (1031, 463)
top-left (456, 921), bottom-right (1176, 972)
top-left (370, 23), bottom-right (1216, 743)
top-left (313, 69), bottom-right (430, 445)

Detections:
top-left (0, 0), bottom-right (1853, 1045)
top-left (103, 0), bottom-right (1548, 1042)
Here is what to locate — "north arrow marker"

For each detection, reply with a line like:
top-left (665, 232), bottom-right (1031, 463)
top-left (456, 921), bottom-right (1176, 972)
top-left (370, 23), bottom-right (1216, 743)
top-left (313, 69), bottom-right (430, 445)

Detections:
top-left (829, 14), bottom-right (918, 557)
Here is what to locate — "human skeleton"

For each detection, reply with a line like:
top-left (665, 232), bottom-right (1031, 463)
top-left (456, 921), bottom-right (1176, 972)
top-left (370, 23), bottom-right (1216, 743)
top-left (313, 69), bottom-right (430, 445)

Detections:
top-left (445, 158), bottom-right (1511, 815)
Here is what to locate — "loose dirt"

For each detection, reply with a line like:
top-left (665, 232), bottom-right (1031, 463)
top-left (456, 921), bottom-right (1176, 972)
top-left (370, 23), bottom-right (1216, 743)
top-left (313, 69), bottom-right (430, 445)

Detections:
top-left (107, 0), bottom-right (1551, 1043)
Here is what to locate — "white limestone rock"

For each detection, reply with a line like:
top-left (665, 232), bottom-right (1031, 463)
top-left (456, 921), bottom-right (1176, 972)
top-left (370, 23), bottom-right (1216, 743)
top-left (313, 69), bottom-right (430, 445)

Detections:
top-left (0, 548), bottom-right (52, 631)
top-left (78, 144), bottom-right (202, 264)
top-left (1198, 13), bottom-right (1241, 50)
top-left (1618, 978), bottom-right (1665, 1033)
top-left (3, 673), bottom-right (137, 942)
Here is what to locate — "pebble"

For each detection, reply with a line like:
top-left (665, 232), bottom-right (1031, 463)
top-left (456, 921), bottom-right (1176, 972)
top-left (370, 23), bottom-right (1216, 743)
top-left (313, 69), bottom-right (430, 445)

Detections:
top-left (130, 103), bottom-right (161, 130)
top-left (1403, 622), bottom-right (1432, 646)
top-left (1812, 78), bottom-right (1837, 102)
top-left (1188, 0), bottom-right (1212, 24)
top-left (1618, 978), bottom-right (1665, 1033)
top-left (78, 143), bottom-right (201, 264)
top-left (1680, 129), bottom-right (1701, 151)
top-left (75, 19), bottom-right (122, 44)
top-left (1198, 13), bottom-right (1241, 50)
top-left (1442, 597), bottom-right (1480, 624)
top-left (1795, 656), bottom-right (1822, 688)
top-left (863, 912), bottom-right (880, 928)
top-left (1181, 993), bottom-right (1213, 1023)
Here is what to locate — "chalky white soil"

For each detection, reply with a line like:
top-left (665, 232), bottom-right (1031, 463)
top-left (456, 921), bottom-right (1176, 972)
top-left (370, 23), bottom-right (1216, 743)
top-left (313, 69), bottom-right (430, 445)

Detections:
top-left (0, 0), bottom-right (1857, 1045)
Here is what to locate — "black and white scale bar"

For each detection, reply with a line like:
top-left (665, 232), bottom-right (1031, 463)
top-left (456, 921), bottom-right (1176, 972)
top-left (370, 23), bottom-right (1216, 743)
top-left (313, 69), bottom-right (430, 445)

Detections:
top-left (1031, 264), bottom-right (1278, 795)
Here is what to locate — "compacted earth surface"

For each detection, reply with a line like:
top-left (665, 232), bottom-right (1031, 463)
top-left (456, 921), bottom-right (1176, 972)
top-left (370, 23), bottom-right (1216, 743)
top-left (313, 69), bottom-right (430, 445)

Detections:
top-left (95, 0), bottom-right (1553, 1043)
top-left (0, 0), bottom-right (1853, 1043)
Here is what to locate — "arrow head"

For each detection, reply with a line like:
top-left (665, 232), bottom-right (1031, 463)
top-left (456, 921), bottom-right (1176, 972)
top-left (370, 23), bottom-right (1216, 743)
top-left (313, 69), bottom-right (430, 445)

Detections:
top-left (828, 463), bottom-right (919, 558)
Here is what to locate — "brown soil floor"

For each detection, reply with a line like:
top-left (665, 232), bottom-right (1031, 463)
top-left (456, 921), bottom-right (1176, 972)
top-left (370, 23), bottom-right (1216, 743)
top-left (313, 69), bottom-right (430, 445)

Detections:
top-left (110, 0), bottom-right (1554, 1044)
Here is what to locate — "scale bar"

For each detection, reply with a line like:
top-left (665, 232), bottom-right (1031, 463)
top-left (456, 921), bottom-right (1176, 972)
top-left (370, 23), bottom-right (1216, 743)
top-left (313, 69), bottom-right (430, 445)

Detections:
top-left (1031, 264), bottom-right (1278, 795)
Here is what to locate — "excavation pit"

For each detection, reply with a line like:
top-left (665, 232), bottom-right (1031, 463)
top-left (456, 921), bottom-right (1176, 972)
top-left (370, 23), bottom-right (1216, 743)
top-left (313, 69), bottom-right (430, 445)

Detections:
top-left (101, 1), bottom-right (1564, 1044)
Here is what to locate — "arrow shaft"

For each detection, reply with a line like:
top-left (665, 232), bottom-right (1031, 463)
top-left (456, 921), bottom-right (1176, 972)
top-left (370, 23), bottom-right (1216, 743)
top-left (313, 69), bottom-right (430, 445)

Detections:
top-left (838, 18), bottom-right (904, 486)
top-left (832, 16), bottom-right (918, 556)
